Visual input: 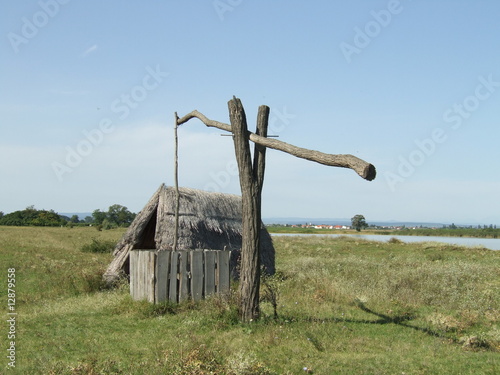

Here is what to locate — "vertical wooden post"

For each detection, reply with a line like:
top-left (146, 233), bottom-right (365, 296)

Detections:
top-left (169, 251), bottom-right (179, 302)
top-left (173, 113), bottom-right (180, 251)
top-left (155, 250), bottom-right (170, 303)
top-left (229, 98), bottom-right (269, 322)
top-left (178, 251), bottom-right (189, 301)
top-left (253, 105), bottom-right (269, 193)
top-left (190, 251), bottom-right (204, 301)
top-left (204, 250), bottom-right (216, 296)
top-left (253, 105), bottom-right (269, 277)
top-left (217, 250), bottom-right (231, 293)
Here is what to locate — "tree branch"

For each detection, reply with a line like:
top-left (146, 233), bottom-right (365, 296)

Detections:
top-left (177, 110), bottom-right (232, 132)
top-left (176, 109), bottom-right (376, 181)
top-left (253, 105), bottom-right (269, 194)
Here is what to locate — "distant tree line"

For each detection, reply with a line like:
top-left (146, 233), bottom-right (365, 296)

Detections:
top-left (0, 205), bottom-right (136, 229)
top-left (0, 206), bottom-right (65, 226)
top-left (443, 223), bottom-right (497, 230)
top-left (90, 204), bottom-right (136, 229)
top-left (389, 225), bottom-right (499, 239)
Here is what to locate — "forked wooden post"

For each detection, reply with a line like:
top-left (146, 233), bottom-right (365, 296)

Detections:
top-left (176, 97), bottom-right (376, 321)
top-left (228, 99), bottom-right (270, 321)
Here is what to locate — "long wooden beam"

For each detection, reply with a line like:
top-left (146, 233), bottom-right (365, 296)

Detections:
top-left (176, 109), bottom-right (376, 181)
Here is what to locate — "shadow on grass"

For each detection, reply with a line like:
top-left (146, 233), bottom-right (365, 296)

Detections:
top-left (275, 301), bottom-right (456, 344)
top-left (354, 302), bottom-right (456, 342)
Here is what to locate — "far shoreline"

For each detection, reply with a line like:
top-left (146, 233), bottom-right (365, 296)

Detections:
top-left (265, 226), bottom-right (500, 239)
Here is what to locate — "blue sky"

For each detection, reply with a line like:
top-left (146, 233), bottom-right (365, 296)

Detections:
top-left (1, 0), bottom-right (499, 225)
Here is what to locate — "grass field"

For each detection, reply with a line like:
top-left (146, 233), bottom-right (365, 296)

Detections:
top-left (1, 226), bottom-right (499, 374)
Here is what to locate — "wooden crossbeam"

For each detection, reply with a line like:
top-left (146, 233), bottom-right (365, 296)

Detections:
top-left (176, 109), bottom-right (376, 181)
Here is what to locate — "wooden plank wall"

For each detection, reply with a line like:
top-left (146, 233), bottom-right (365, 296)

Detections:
top-left (130, 249), bottom-right (231, 304)
top-left (130, 250), bottom-right (157, 303)
top-left (217, 250), bottom-right (230, 293)
top-left (155, 251), bottom-right (170, 302)
top-left (191, 251), bottom-right (204, 301)
top-left (204, 250), bottom-right (216, 296)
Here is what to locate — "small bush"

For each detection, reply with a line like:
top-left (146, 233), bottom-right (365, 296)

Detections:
top-left (171, 345), bottom-right (223, 374)
top-left (261, 271), bottom-right (285, 320)
top-left (459, 334), bottom-right (493, 351)
top-left (226, 350), bottom-right (276, 375)
top-left (141, 300), bottom-right (177, 317)
top-left (204, 288), bottom-right (240, 326)
top-left (388, 237), bottom-right (403, 244)
top-left (102, 219), bottom-right (117, 230)
top-left (81, 270), bottom-right (111, 293)
top-left (81, 238), bottom-right (116, 253)
top-left (427, 313), bottom-right (461, 333)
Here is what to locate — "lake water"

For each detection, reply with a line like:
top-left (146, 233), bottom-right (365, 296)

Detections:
top-left (271, 233), bottom-right (500, 251)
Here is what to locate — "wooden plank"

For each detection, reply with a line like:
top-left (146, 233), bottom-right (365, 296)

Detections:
top-left (146, 251), bottom-right (156, 303)
top-left (178, 251), bottom-right (189, 302)
top-left (155, 250), bottom-right (170, 303)
top-left (190, 251), bottom-right (204, 301)
top-left (169, 251), bottom-right (179, 303)
top-left (134, 250), bottom-right (148, 301)
top-left (138, 251), bottom-right (146, 301)
top-left (204, 250), bottom-right (216, 296)
top-left (217, 250), bottom-right (231, 293)
top-left (142, 250), bottom-right (147, 299)
top-left (129, 250), bottom-right (138, 300)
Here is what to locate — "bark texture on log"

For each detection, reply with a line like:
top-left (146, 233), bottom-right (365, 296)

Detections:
top-left (229, 98), bottom-right (261, 322)
top-left (177, 110), bottom-right (376, 181)
top-left (253, 105), bottom-right (269, 194)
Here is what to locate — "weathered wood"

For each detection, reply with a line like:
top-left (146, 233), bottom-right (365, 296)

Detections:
top-left (173, 112), bottom-right (180, 251)
top-left (169, 251), bottom-right (179, 302)
top-left (204, 250), bottom-right (216, 296)
top-left (129, 250), bottom-right (139, 299)
top-left (105, 243), bottom-right (133, 284)
top-left (177, 98), bottom-right (376, 322)
top-left (229, 98), bottom-right (261, 321)
top-left (130, 250), bottom-right (156, 302)
top-left (147, 251), bottom-right (156, 303)
top-left (104, 185), bottom-right (162, 284)
top-left (105, 184), bottom-right (276, 282)
top-left (178, 251), bottom-right (189, 302)
top-left (254, 105), bottom-right (269, 195)
top-left (131, 249), bottom-right (231, 303)
top-left (177, 110), bottom-right (376, 181)
top-left (217, 250), bottom-right (231, 293)
top-left (155, 250), bottom-right (170, 303)
top-left (190, 251), bottom-right (204, 301)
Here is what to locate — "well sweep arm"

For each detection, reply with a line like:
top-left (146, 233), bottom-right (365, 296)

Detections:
top-left (176, 110), bottom-right (376, 181)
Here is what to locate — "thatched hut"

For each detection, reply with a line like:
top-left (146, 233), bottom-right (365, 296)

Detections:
top-left (104, 184), bottom-right (275, 284)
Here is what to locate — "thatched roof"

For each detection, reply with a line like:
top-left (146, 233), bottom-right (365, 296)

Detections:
top-left (104, 184), bottom-right (275, 283)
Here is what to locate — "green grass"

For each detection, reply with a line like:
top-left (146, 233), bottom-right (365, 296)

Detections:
top-left (1, 227), bottom-right (499, 374)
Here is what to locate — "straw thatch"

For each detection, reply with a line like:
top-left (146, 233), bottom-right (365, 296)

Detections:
top-left (104, 184), bottom-right (275, 284)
